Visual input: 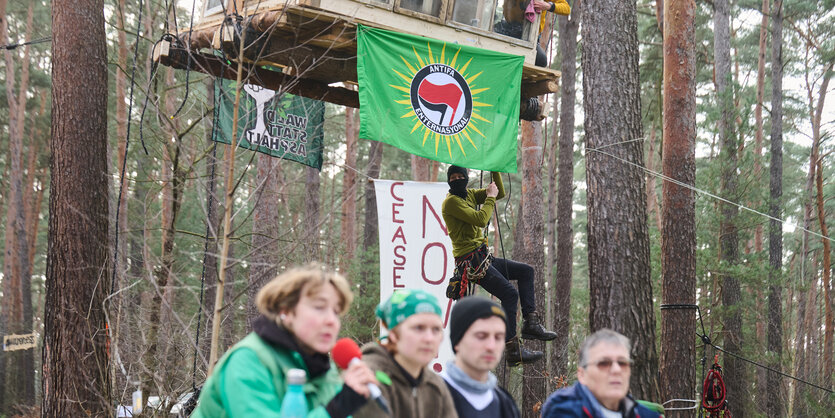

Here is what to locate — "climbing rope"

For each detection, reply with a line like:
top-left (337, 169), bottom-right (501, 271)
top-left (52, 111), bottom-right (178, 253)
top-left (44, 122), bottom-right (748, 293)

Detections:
top-left (170, 0), bottom-right (198, 118)
top-left (702, 355), bottom-right (730, 418)
top-left (659, 303), bottom-right (834, 417)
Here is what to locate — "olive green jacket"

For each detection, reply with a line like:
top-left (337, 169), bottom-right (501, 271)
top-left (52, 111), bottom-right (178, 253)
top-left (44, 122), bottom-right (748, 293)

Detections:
top-left (441, 172), bottom-right (505, 258)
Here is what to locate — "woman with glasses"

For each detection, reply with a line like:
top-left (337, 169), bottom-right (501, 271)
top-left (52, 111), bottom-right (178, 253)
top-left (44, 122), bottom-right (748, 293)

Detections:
top-left (541, 329), bottom-right (661, 418)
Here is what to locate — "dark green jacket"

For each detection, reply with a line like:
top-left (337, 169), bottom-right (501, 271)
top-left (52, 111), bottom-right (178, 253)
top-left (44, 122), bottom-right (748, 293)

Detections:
top-left (441, 172), bottom-right (506, 258)
top-left (192, 333), bottom-right (342, 418)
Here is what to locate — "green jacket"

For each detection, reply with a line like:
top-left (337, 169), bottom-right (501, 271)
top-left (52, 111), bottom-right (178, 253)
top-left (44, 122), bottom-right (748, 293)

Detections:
top-left (441, 172), bottom-right (506, 258)
top-left (192, 333), bottom-right (342, 418)
top-left (351, 343), bottom-right (458, 418)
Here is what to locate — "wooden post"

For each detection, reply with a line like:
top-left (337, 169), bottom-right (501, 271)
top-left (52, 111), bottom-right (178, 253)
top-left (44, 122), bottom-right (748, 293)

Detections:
top-left (208, 2), bottom-right (247, 372)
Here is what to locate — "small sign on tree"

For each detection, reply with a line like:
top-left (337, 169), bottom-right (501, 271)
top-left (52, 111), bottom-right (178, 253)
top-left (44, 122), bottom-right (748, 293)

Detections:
top-left (3, 333), bottom-right (37, 351)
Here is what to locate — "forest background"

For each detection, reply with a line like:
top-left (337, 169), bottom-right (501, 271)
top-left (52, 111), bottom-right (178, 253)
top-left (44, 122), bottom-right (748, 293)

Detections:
top-left (0, 0), bottom-right (833, 417)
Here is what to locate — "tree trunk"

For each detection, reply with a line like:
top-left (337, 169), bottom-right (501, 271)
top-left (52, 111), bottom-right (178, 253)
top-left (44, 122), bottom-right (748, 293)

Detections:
top-left (582, 0), bottom-right (659, 401)
top-left (766, 0), bottom-right (785, 415)
top-left (341, 107), bottom-right (359, 271)
top-left (753, 1), bottom-right (769, 410)
top-left (715, 0), bottom-right (745, 414)
top-left (551, 0), bottom-right (580, 381)
top-left (410, 155), bottom-right (435, 181)
top-left (1, 0), bottom-right (35, 411)
top-left (793, 108), bottom-right (820, 415)
top-left (645, 126), bottom-right (663, 234)
top-left (362, 141), bottom-right (383, 256)
top-left (546, 94), bottom-right (557, 379)
top-left (355, 140), bottom-right (384, 342)
top-left (305, 166), bottom-right (321, 258)
top-left (816, 161), bottom-right (832, 391)
top-left (142, 52), bottom-right (186, 401)
top-left (248, 154), bottom-right (282, 327)
top-left (200, 80), bottom-right (221, 370)
top-left (43, 0), bottom-right (111, 414)
top-left (111, 0), bottom-right (131, 396)
top-left (659, 0), bottom-right (696, 414)
top-left (223, 241), bottom-right (238, 351)
top-left (518, 120), bottom-right (547, 417)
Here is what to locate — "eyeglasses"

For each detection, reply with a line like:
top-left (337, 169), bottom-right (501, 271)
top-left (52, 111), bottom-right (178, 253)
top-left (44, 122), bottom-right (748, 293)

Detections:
top-left (583, 358), bottom-right (633, 371)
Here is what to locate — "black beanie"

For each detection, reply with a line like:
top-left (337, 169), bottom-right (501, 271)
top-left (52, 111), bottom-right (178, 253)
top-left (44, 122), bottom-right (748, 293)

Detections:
top-left (447, 165), bottom-right (469, 183)
top-left (449, 296), bottom-right (507, 352)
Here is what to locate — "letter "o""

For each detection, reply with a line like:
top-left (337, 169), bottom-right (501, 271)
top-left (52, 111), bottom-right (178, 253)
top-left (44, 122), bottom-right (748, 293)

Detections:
top-left (421, 243), bottom-right (447, 285)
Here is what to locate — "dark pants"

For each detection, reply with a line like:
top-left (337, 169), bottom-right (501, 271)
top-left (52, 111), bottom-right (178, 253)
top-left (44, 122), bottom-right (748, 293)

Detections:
top-left (479, 257), bottom-right (536, 340)
top-left (536, 44), bottom-right (547, 67)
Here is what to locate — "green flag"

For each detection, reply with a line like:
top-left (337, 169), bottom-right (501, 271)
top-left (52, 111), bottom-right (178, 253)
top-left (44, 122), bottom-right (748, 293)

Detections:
top-left (213, 79), bottom-right (325, 170)
top-left (357, 25), bottom-right (523, 173)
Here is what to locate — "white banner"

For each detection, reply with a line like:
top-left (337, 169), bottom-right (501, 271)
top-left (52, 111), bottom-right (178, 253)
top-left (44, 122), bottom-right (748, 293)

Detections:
top-left (374, 180), bottom-right (456, 373)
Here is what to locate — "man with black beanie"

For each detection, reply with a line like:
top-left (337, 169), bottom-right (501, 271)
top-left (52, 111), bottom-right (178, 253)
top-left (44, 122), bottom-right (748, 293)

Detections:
top-left (441, 296), bottom-right (520, 418)
top-left (441, 165), bottom-right (556, 366)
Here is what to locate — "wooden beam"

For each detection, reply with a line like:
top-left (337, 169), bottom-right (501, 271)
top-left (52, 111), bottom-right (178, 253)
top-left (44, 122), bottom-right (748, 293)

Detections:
top-left (212, 22), bottom-right (358, 84)
top-left (155, 40), bottom-right (359, 108)
top-left (521, 79), bottom-right (559, 98)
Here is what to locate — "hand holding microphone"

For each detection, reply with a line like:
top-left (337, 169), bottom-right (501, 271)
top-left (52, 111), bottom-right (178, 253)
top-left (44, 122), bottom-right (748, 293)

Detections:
top-left (332, 338), bottom-right (391, 415)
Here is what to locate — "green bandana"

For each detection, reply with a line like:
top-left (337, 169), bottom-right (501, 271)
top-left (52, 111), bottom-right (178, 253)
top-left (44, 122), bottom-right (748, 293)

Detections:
top-left (376, 289), bottom-right (442, 330)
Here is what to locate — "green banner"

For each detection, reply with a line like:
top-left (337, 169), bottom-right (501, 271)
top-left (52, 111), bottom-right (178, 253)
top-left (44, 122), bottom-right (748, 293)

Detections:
top-left (357, 25), bottom-right (523, 173)
top-left (213, 80), bottom-right (325, 170)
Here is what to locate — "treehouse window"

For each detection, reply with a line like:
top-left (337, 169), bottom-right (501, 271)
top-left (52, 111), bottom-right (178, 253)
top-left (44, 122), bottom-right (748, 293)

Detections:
top-left (493, 0), bottom-right (536, 40)
top-left (450, 0), bottom-right (535, 42)
top-left (204, 0), bottom-right (224, 16)
top-left (451, 0), bottom-right (495, 31)
top-left (397, 0), bottom-right (443, 18)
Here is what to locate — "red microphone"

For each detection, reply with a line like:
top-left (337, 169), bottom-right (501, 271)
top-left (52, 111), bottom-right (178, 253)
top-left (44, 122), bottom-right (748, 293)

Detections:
top-left (332, 338), bottom-right (391, 414)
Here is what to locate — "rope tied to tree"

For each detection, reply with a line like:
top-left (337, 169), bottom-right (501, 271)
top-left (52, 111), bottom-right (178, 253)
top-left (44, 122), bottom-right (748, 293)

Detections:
top-left (702, 354), bottom-right (731, 418)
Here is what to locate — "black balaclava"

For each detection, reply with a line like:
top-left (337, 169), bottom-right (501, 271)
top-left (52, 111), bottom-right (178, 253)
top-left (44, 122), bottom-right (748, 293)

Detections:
top-left (447, 165), bottom-right (469, 199)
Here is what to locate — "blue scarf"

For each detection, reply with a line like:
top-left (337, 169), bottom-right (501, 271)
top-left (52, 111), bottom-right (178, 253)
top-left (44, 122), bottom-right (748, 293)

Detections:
top-left (445, 360), bottom-right (497, 395)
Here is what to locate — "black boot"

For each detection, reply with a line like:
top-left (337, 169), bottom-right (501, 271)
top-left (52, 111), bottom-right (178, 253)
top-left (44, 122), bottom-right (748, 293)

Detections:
top-left (505, 337), bottom-right (543, 366)
top-left (521, 312), bottom-right (557, 341)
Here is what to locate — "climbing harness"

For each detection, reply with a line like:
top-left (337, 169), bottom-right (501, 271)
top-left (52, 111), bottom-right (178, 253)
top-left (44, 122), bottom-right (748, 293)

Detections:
top-left (446, 244), bottom-right (494, 300)
top-left (702, 354), bottom-right (731, 418)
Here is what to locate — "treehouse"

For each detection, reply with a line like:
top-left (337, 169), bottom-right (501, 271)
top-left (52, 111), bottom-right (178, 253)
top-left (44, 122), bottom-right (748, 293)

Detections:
top-left (155, 0), bottom-right (561, 120)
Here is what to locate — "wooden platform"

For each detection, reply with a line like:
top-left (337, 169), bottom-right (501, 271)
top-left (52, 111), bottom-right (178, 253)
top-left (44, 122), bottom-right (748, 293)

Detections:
top-left (155, 0), bottom-right (559, 117)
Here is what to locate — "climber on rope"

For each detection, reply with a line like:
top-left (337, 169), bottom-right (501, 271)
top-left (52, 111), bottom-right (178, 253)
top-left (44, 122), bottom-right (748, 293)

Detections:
top-left (441, 165), bottom-right (556, 366)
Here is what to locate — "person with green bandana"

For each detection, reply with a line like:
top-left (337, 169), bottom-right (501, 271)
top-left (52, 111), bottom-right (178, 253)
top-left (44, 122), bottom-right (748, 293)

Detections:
top-left (352, 289), bottom-right (458, 418)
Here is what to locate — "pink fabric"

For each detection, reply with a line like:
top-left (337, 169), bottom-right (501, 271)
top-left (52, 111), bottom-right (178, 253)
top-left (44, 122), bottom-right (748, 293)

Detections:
top-left (525, 1), bottom-right (537, 22)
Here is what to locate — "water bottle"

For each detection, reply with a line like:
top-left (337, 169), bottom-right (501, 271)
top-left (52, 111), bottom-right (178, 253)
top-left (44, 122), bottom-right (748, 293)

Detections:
top-left (279, 368), bottom-right (308, 418)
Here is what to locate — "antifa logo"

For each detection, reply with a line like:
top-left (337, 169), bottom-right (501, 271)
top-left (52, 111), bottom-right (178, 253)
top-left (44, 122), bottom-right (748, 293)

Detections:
top-left (410, 64), bottom-right (473, 135)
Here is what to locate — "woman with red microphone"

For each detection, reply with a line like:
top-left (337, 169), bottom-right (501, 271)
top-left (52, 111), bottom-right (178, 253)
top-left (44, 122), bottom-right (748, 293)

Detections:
top-left (192, 265), bottom-right (378, 417)
top-left (352, 289), bottom-right (458, 418)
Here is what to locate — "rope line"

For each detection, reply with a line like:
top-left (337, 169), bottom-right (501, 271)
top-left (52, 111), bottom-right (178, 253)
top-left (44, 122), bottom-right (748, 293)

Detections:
top-left (703, 339), bottom-right (833, 394)
top-left (171, 0), bottom-right (198, 118)
top-left (585, 145), bottom-right (835, 244)
top-left (659, 303), bottom-right (832, 412)
top-left (1, 36), bottom-right (50, 50)
top-left (107, 0), bottom-right (146, 394)
top-left (108, 0), bottom-right (146, 309)
top-left (192, 133), bottom-right (219, 391)
top-left (138, 36), bottom-right (168, 155)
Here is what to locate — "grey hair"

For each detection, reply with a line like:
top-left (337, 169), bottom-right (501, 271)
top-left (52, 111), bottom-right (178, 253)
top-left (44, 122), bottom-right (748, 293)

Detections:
top-left (578, 328), bottom-right (631, 367)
